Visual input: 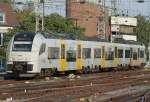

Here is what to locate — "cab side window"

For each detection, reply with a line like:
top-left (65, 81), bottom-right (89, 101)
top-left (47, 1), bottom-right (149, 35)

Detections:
top-left (39, 43), bottom-right (46, 55)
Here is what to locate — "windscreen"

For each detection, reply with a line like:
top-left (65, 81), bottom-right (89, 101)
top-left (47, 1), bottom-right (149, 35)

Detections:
top-left (13, 32), bottom-right (36, 51)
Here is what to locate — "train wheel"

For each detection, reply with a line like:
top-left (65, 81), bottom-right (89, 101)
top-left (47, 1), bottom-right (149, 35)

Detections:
top-left (81, 66), bottom-right (87, 74)
top-left (98, 65), bottom-right (102, 72)
top-left (87, 66), bottom-right (90, 73)
top-left (40, 69), bottom-right (45, 77)
top-left (45, 69), bottom-right (52, 76)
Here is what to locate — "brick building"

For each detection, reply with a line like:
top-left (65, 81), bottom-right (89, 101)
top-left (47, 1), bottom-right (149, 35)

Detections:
top-left (0, 1), bottom-right (19, 44)
top-left (66, 0), bottom-right (111, 38)
top-left (0, 1), bottom-right (19, 70)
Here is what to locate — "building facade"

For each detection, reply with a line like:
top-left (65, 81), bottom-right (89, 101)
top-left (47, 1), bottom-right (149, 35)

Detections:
top-left (67, 0), bottom-right (111, 38)
top-left (0, 1), bottom-right (19, 70)
top-left (111, 16), bottom-right (137, 41)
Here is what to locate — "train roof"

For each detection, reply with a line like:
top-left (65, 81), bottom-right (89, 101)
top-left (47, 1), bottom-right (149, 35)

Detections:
top-left (15, 32), bottom-right (144, 46)
top-left (41, 32), bottom-right (144, 46)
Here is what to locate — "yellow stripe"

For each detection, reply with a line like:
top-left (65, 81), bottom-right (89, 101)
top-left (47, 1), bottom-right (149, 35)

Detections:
top-left (100, 46), bottom-right (107, 68)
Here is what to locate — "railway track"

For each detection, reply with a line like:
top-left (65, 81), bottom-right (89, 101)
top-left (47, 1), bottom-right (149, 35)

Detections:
top-left (0, 68), bottom-right (150, 102)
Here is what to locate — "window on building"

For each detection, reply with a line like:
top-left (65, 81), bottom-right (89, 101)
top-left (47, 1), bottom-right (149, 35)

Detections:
top-left (0, 12), bottom-right (5, 23)
top-left (82, 48), bottom-right (91, 59)
top-left (97, 23), bottom-right (99, 32)
top-left (48, 47), bottom-right (59, 59)
top-left (94, 48), bottom-right (101, 58)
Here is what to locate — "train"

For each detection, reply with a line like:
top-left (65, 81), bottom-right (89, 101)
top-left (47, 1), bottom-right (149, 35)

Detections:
top-left (6, 32), bottom-right (147, 77)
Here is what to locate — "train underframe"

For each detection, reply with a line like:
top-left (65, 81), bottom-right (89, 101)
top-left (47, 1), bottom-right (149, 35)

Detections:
top-left (6, 62), bottom-right (146, 79)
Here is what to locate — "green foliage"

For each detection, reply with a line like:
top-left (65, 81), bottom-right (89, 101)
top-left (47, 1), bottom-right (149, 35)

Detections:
top-left (44, 13), bottom-right (85, 38)
top-left (15, 10), bottom-right (36, 32)
top-left (135, 15), bottom-right (150, 48)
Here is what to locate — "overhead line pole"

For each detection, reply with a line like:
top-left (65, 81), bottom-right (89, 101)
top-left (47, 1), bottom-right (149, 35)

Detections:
top-left (36, 0), bottom-right (44, 32)
top-left (42, 0), bottom-right (44, 31)
top-left (103, 0), bottom-right (106, 40)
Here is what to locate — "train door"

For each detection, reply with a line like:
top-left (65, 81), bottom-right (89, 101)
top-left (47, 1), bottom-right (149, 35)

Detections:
top-left (100, 46), bottom-right (107, 68)
top-left (60, 43), bottom-right (67, 71)
top-left (66, 41), bottom-right (76, 70)
top-left (113, 46), bottom-right (118, 67)
top-left (76, 44), bottom-right (82, 70)
top-left (105, 46), bottom-right (114, 68)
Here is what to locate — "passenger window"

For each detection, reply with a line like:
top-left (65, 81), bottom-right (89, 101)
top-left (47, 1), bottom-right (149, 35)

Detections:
top-left (94, 48), bottom-right (101, 58)
top-left (78, 45), bottom-right (81, 58)
top-left (61, 44), bottom-right (65, 59)
top-left (48, 47), bottom-right (59, 59)
top-left (125, 50), bottom-right (130, 58)
top-left (39, 43), bottom-right (46, 55)
top-left (133, 52), bottom-right (137, 60)
top-left (82, 48), bottom-right (91, 59)
top-left (118, 49), bottom-right (123, 58)
top-left (67, 50), bottom-right (76, 62)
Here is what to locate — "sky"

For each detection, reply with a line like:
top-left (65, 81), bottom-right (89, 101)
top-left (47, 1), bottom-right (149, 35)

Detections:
top-left (105, 0), bottom-right (150, 17)
top-left (13, 0), bottom-right (150, 18)
top-left (83, 0), bottom-right (150, 17)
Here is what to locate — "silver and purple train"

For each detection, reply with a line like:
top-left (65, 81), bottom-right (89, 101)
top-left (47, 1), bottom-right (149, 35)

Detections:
top-left (6, 32), bottom-right (147, 77)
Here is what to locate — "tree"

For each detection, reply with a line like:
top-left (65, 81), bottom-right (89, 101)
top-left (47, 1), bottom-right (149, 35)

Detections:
top-left (6, 11), bottom-right (85, 40)
top-left (135, 15), bottom-right (150, 48)
top-left (44, 13), bottom-right (85, 39)
top-left (134, 15), bottom-right (150, 60)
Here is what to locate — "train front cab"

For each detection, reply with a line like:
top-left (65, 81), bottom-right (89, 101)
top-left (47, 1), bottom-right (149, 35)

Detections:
top-left (6, 32), bottom-right (43, 77)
